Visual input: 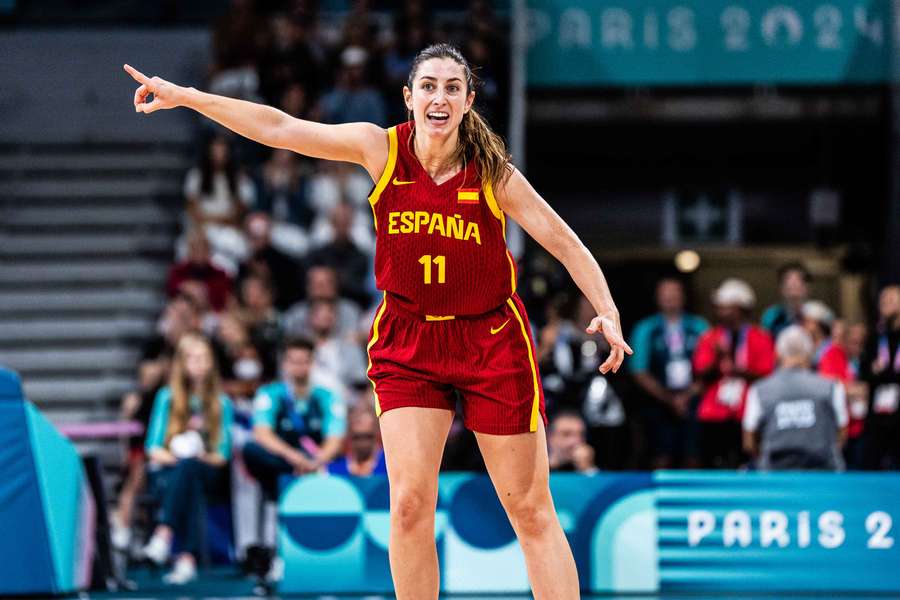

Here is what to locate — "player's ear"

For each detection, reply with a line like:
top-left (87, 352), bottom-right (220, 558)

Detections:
top-left (464, 89), bottom-right (475, 113)
top-left (402, 86), bottom-right (413, 112)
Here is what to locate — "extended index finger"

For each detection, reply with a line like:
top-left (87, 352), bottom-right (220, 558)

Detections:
top-left (123, 63), bottom-right (150, 85)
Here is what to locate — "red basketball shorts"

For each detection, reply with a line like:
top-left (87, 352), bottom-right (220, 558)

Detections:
top-left (366, 292), bottom-right (547, 435)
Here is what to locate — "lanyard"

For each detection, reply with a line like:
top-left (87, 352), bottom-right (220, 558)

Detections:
top-left (664, 319), bottom-right (686, 358)
top-left (876, 333), bottom-right (900, 373)
top-left (722, 326), bottom-right (750, 370)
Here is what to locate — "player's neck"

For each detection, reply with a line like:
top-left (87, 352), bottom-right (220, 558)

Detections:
top-left (413, 128), bottom-right (461, 178)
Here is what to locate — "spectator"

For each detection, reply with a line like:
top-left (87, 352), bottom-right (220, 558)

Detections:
top-left (629, 278), bottom-right (708, 469)
top-left (167, 231), bottom-right (234, 312)
top-left (860, 284), bottom-right (900, 469)
top-left (278, 80), bottom-right (313, 120)
top-left (841, 321), bottom-right (870, 467)
top-left (258, 13), bottom-right (322, 104)
top-left (307, 202), bottom-right (373, 307)
top-left (317, 45), bottom-right (387, 126)
top-left (110, 359), bottom-right (168, 553)
top-left (183, 135), bottom-right (255, 272)
top-left (141, 334), bottom-right (235, 585)
top-left (547, 409), bottom-right (597, 473)
top-left (209, 0), bottom-right (267, 102)
top-left (283, 265), bottom-right (362, 338)
top-left (693, 279), bottom-right (775, 468)
top-left (327, 406), bottom-right (386, 476)
top-left (238, 212), bottom-right (305, 310)
top-left (801, 300), bottom-right (837, 368)
top-left (143, 292), bottom-right (203, 364)
top-left (255, 148), bottom-right (315, 229)
top-left (243, 336), bottom-right (347, 501)
top-left (306, 298), bottom-right (368, 387)
top-left (536, 294), bottom-right (582, 413)
top-left (236, 274), bottom-right (281, 378)
top-left (743, 326), bottom-right (848, 471)
top-left (761, 263), bottom-right (811, 339)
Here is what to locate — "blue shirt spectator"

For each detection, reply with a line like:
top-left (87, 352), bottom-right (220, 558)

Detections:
top-left (145, 386), bottom-right (234, 460)
top-left (252, 379), bottom-right (347, 446)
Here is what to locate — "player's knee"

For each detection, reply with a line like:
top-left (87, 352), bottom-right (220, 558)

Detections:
top-left (508, 497), bottom-right (555, 539)
top-left (392, 488), bottom-right (433, 533)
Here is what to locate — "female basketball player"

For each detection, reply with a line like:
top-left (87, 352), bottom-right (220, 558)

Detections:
top-left (125, 43), bottom-right (631, 600)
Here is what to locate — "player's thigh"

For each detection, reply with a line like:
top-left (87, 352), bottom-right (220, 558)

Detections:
top-left (380, 407), bottom-right (454, 505)
top-left (474, 418), bottom-right (552, 510)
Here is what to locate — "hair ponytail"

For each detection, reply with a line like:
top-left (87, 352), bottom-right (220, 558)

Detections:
top-left (408, 43), bottom-right (513, 189)
top-left (459, 107), bottom-right (512, 188)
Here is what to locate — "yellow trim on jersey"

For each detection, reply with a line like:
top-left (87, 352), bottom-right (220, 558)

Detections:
top-left (485, 180), bottom-right (516, 295)
top-left (366, 292), bottom-right (389, 417)
top-left (506, 298), bottom-right (540, 432)
top-left (368, 126), bottom-right (398, 211)
top-left (425, 314), bottom-right (455, 321)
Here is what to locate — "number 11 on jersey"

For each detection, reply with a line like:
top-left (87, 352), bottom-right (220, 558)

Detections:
top-left (419, 254), bottom-right (446, 284)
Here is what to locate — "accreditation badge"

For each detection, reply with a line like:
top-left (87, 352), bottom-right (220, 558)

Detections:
top-left (717, 378), bottom-right (746, 408)
top-left (665, 358), bottom-right (692, 390)
top-left (873, 384), bottom-right (899, 415)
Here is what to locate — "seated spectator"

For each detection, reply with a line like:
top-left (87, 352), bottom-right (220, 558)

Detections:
top-left (258, 13), bottom-right (322, 105)
top-left (743, 326), bottom-right (848, 471)
top-left (761, 263), bottom-right (811, 339)
top-left (860, 284), bottom-right (900, 469)
top-left (236, 274), bottom-right (281, 378)
top-left (283, 265), bottom-right (361, 338)
top-left (253, 149), bottom-right (315, 257)
top-left (307, 202), bottom-right (373, 307)
top-left (243, 337), bottom-right (347, 501)
top-left (167, 230), bottom-right (234, 313)
top-left (693, 279), bottom-right (775, 468)
top-left (547, 409), bottom-right (597, 473)
top-left (239, 212), bottom-right (305, 310)
top-left (209, 0), bottom-right (266, 102)
top-left (327, 407), bottom-right (386, 477)
top-left (629, 278), bottom-right (708, 469)
top-left (307, 298), bottom-right (368, 387)
top-left (183, 135), bottom-right (255, 273)
top-left (141, 334), bottom-right (235, 585)
top-left (143, 292), bottom-right (203, 363)
top-left (317, 45), bottom-right (387, 126)
top-left (110, 359), bottom-right (168, 553)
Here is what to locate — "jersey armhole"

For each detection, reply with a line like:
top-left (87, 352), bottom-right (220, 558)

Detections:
top-left (367, 126), bottom-right (398, 207)
top-left (483, 180), bottom-right (506, 238)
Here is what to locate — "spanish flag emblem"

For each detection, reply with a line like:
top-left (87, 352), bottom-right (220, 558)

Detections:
top-left (457, 188), bottom-right (480, 204)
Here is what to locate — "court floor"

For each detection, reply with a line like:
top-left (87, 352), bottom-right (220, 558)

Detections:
top-left (88, 569), bottom-right (898, 600)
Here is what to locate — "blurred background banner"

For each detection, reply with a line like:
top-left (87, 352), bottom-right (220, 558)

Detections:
top-left (278, 472), bottom-right (900, 595)
top-left (526, 0), bottom-right (890, 86)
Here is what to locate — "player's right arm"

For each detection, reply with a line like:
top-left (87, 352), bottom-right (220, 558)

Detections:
top-left (123, 64), bottom-right (388, 181)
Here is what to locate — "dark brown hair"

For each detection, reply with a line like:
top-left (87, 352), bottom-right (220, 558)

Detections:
top-left (407, 43), bottom-right (512, 188)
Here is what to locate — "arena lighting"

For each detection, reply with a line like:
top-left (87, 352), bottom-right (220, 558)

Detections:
top-left (675, 249), bottom-right (701, 273)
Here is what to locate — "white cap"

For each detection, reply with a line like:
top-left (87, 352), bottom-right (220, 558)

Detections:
top-left (801, 300), bottom-right (835, 326)
top-left (712, 278), bottom-right (756, 309)
top-left (776, 325), bottom-right (815, 360)
top-left (341, 46), bottom-right (368, 67)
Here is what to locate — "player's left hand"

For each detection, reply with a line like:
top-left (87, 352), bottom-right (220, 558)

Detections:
top-left (586, 312), bottom-right (633, 374)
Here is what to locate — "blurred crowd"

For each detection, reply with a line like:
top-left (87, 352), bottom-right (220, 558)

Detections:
top-left (102, 0), bottom-right (900, 586)
top-left (108, 0), bottom-right (510, 585)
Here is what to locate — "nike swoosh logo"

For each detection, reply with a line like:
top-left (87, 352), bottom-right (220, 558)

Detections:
top-left (392, 178), bottom-right (415, 185)
top-left (490, 319), bottom-right (511, 335)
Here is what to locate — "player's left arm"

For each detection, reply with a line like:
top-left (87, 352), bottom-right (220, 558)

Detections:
top-left (494, 167), bottom-right (633, 373)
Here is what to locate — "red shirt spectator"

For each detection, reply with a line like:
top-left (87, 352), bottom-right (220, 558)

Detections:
top-left (166, 231), bottom-right (233, 312)
top-left (694, 325), bottom-right (776, 422)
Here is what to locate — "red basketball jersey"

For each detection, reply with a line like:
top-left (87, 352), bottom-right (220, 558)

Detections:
top-left (368, 121), bottom-right (517, 317)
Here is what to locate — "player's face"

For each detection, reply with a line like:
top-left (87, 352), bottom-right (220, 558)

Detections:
top-left (404, 58), bottom-right (475, 138)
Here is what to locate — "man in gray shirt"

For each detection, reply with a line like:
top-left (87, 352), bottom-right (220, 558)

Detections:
top-left (743, 325), bottom-right (848, 470)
